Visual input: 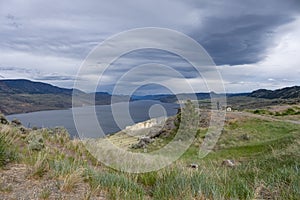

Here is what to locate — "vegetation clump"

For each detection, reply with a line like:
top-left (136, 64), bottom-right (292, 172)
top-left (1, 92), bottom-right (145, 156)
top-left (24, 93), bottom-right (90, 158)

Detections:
top-left (26, 131), bottom-right (45, 151)
top-left (251, 107), bottom-right (300, 116)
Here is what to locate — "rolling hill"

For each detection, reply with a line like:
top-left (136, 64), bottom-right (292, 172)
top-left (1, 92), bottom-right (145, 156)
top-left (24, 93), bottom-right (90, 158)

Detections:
top-left (0, 79), bottom-right (116, 115)
top-left (249, 86), bottom-right (300, 99)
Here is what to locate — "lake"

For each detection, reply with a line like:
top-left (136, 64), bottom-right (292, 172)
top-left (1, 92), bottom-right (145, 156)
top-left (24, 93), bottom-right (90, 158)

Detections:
top-left (7, 100), bottom-right (179, 138)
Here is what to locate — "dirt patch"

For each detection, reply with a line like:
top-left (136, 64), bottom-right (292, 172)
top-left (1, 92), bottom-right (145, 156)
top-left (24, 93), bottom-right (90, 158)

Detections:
top-left (0, 164), bottom-right (105, 200)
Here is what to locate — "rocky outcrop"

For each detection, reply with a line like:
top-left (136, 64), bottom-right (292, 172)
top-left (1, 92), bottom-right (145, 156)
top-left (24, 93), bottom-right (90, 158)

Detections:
top-left (125, 118), bottom-right (166, 131)
top-left (148, 116), bottom-right (177, 138)
top-left (129, 117), bottom-right (174, 149)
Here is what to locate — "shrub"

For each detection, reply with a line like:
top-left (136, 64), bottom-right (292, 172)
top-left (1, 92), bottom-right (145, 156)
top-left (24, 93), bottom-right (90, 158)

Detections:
top-left (0, 134), bottom-right (9, 167)
top-left (0, 132), bottom-right (17, 167)
top-left (26, 131), bottom-right (45, 151)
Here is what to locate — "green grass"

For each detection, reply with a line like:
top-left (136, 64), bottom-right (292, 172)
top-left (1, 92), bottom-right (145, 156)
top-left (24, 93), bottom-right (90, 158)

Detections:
top-left (181, 118), bottom-right (300, 161)
top-left (1, 112), bottom-right (300, 199)
top-left (217, 118), bottom-right (299, 148)
top-left (87, 169), bottom-right (145, 200)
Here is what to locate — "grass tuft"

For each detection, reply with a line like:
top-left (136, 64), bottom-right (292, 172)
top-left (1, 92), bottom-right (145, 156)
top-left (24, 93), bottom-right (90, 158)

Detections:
top-left (61, 167), bottom-right (85, 192)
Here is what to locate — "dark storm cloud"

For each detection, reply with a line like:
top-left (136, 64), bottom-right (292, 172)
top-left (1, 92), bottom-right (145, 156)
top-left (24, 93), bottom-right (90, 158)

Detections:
top-left (196, 15), bottom-right (293, 65)
top-left (186, 0), bottom-right (300, 65)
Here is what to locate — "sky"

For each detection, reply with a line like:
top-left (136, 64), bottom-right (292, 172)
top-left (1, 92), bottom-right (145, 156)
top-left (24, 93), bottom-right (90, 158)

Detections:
top-left (0, 0), bottom-right (300, 94)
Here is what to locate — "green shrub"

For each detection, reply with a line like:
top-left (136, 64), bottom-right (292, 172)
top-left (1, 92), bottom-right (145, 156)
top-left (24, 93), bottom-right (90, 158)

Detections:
top-left (0, 133), bottom-right (17, 167)
top-left (0, 134), bottom-right (8, 167)
top-left (252, 109), bottom-right (273, 115)
top-left (282, 108), bottom-right (298, 115)
top-left (26, 131), bottom-right (45, 151)
top-left (273, 108), bottom-right (300, 116)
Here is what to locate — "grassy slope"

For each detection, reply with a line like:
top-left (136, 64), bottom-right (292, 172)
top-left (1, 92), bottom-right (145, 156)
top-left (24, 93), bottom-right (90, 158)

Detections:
top-left (1, 109), bottom-right (300, 199)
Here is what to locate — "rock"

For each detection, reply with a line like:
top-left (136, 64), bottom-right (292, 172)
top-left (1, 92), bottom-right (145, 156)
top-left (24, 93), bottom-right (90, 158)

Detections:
top-left (140, 136), bottom-right (153, 143)
top-left (131, 140), bottom-right (146, 149)
top-left (11, 118), bottom-right (22, 126)
top-left (222, 159), bottom-right (236, 167)
top-left (131, 136), bottom-right (153, 149)
top-left (32, 126), bottom-right (39, 130)
top-left (125, 118), bottom-right (159, 131)
top-left (0, 114), bottom-right (9, 125)
top-left (241, 134), bottom-right (250, 141)
top-left (254, 183), bottom-right (274, 200)
top-left (19, 126), bottom-right (29, 135)
top-left (149, 116), bottom-right (177, 138)
top-left (188, 163), bottom-right (199, 169)
top-left (148, 129), bottom-right (160, 138)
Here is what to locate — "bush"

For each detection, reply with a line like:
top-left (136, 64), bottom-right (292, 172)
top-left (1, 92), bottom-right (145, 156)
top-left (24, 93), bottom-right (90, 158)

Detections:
top-left (253, 109), bottom-right (273, 115)
top-left (26, 132), bottom-right (45, 151)
top-left (0, 134), bottom-right (8, 167)
top-left (0, 133), bottom-right (16, 167)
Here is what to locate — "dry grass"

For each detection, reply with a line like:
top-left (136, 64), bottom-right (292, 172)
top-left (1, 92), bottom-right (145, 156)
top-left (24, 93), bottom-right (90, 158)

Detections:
top-left (61, 167), bottom-right (85, 192)
top-left (29, 150), bottom-right (49, 178)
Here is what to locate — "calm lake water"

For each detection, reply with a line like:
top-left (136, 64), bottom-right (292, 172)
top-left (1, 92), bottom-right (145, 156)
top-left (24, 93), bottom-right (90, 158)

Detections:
top-left (7, 100), bottom-right (179, 138)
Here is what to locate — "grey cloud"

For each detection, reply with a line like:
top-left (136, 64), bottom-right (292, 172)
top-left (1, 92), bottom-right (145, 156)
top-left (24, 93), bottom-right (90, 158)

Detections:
top-left (0, 66), bottom-right (76, 87)
top-left (107, 49), bottom-right (201, 78)
top-left (187, 0), bottom-right (300, 65)
top-left (0, 0), bottom-right (299, 93)
top-left (0, 66), bottom-right (40, 74)
top-left (0, 0), bottom-right (192, 61)
top-left (198, 15), bottom-right (294, 65)
top-left (34, 74), bottom-right (76, 81)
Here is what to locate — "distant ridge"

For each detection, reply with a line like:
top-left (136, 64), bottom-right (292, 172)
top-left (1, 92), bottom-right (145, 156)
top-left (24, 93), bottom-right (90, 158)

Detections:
top-left (249, 86), bottom-right (300, 99)
top-left (0, 79), bottom-right (114, 114)
top-left (131, 92), bottom-right (249, 103)
top-left (0, 79), bottom-right (77, 95)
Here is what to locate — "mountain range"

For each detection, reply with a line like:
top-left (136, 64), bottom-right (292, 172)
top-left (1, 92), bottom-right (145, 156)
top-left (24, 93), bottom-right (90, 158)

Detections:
top-left (0, 79), bottom-right (299, 115)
